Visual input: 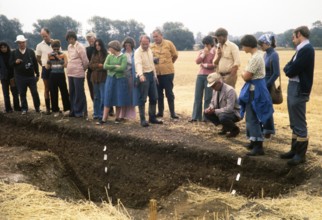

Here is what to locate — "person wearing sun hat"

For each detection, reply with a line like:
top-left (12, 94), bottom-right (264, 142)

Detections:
top-left (10, 34), bottom-right (41, 115)
top-left (204, 72), bottom-right (241, 138)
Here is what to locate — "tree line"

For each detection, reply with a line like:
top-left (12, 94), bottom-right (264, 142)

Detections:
top-left (1, 14), bottom-right (322, 50)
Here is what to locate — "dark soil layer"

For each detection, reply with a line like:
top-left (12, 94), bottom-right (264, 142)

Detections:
top-left (0, 112), bottom-right (311, 209)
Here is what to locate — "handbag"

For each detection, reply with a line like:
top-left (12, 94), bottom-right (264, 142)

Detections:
top-left (270, 75), bottom-right (283, 104)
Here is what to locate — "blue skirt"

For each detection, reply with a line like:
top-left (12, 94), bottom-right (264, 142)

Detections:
top-left (104, 76), bottom-right (131, 107)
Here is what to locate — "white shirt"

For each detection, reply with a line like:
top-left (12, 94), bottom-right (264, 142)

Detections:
top-left (35, 40), bottom-right (52, 66)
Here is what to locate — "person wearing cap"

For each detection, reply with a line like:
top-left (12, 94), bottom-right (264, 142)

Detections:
top-left (213, 28), bottom-right (240, 88)
top-left (66, 30), bottom-right (89, 118)
top-left (85, 32), bottom-right (96, 101)
top-left (0, 41), bottom-right (21, 113)
top-left (97, 40), bottom-right (131, 125)
top-left (257, 34), bottom-right (280, 142)
top-left (281, 26), bottom-right (315, 166)
top-left (10, 35), bottom-right (41, 115)
top-left (134, 35), bottom-right (163, 127)
top-left (189, 35), bottom-right (216, 123)
top-left (151, 29), bottom-right (179, 119)
top-left (204, 72), bottom-right (240, 138)
top-left (239, 35), bottom-right (273, 156)
top-left (36, 28), bottom-right (54, 114)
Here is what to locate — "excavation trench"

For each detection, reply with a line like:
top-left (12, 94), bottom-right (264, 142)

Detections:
top-left (0, 113), bottom-right (309, 209)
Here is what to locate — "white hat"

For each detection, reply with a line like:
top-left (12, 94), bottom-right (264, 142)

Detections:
top-left (15, 35), bottom-right (28, 42)
top-left (207, 72), bottom-right (222, 87)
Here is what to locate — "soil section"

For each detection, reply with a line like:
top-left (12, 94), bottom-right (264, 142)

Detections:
top-left (0, 112), bottom-right (315, 210)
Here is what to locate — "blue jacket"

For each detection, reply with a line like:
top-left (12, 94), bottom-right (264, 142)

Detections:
top-left (264, 47), bottom-right (280, 88)
top-left (283, 43), bottom-right (315, 96)
top-left (239, 78), bottom-right (274, 124)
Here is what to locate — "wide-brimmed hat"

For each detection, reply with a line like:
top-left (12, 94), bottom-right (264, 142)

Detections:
top-left (207, 72), bottom-right (222, 87)
top-left (15, 35), bottom-right (28, 42)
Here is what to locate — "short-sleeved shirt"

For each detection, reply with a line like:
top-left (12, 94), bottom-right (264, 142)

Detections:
top-left (216, 40), bottom-right (240, 74)
top-left (245, 51), bottom-right (265, 90)
top-left (36, 40), bottom-right (52, 66)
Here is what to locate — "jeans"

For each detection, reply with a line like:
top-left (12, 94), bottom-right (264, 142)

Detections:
top-left (15, 74), bottom-right (40, 111)
top-left (245, 92), bottom-right (263, 141)
top-left (191, 74), bottom-right (212, 120)
top-left (1, 79), bottom-right (20, 111)
top-left (138, 72), bottom-right (158, 106)
top-left (49, 73), bottom-right (70, 112)
top-left (93, 82), bottom-right (105, 118)
top-left (287, 81), bottom-right (309, 137)
top-left (156, 74), bottom-right (174, 114)
top-left (68, 77), bottom-right (87, 117)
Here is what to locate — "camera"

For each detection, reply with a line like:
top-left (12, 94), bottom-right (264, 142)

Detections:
top-left (153, 57), bottom-right (159, 64)
top-left (25, 62), bottom-right (33, 70)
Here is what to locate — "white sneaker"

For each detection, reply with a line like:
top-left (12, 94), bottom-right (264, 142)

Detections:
top-left (63, 110), bottom-right (70, 117)
top-left (54, 112), bottom-right (60, 117)
top-left (21, 110), bottom-right (27, 115)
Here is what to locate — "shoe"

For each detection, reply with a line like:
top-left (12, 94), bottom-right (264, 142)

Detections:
top-left (171, 114), bottom-right (179, 119)
top-left (287, 155), bottom-right (306, 166)
top-left (45, 110), bottom-right (51, 115)
top-left (226, 127), bottom-right (240, 138)
top-left (62, 111), bottom-right (70, 117)
top-left (54, 112), bottom-right (60, 117)
top-left (96, 120), bottom-right (107, 125)
top-left (140, 121), bottom-right (149, 127)
top-left (247, 150), bottom-right (265, 156)
top-left (35, 108), bottom-right (41, 113)
top-left (218, 130), bottom-right (227, 135)
top-left (280, 151), bottom-right (295, 159)
top-left (156, 113), bottom-right (163, 118)
top-left (14, 107), bottom-right (22, 111)
top-left (245, 141), bottom-right (255, 150)
top-left (21, 110), bottom-right (27, 115)
top-left (5, 109), bottom-right (13, 113)
top-left (188, 119), bottom-right (197, 123)
top-left (114, 118), bottom-right (125, 124)
top-left (149, 119), bottom-right (163, 124)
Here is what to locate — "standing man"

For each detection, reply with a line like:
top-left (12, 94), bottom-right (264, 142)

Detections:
top-left (204, 72), bottom-right (240, 138)
top-left (213, 28), bottom-right (240, 88)
top-left (134, 35), bottom-right (163, 127)
top-left (10, 35), bottom-right (40, 115)
top-left (281, 26), bottom-right (315, 166)
top-left (85, 32), bottom-right (96, 101)
top-left (151, 29), bottom-right (179, 119)
top-left (36, 28), bottom-right (53, 114)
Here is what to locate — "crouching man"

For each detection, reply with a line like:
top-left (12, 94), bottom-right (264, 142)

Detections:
top-left (204, 72), bottom-right (241, 138)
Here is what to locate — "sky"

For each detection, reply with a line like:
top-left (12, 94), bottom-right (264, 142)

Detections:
top-left (1, 0), bottom-right (322, 37)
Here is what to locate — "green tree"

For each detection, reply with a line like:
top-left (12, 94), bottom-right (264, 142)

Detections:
top-left (88, 17), bottom-right (145, 47)
top-left (162, 22), bottom-right (195, 50)
top-left (0, 15), bottom-right (23, 48)
top-left (33, 15), bottom-right (80, 49)
top-left (88, 16), bottom-right (113, 45)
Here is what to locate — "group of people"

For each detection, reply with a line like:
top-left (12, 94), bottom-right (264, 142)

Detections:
top-left (189, 26), bottom-right (314, 166)
top-left (0, 26), bottom-right (315, 166)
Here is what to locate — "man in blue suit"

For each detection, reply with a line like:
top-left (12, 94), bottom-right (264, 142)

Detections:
top-left (281, 26), bottom-right (315, 166)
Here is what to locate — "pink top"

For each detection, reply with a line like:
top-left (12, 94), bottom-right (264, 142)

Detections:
top-left (67, 41), bottom-right (89, 78)
top-left (195, 47), bottom-right (216, 75)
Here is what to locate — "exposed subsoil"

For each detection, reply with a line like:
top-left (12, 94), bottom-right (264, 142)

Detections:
top-left (1, 111), bottom-right (321, 218)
